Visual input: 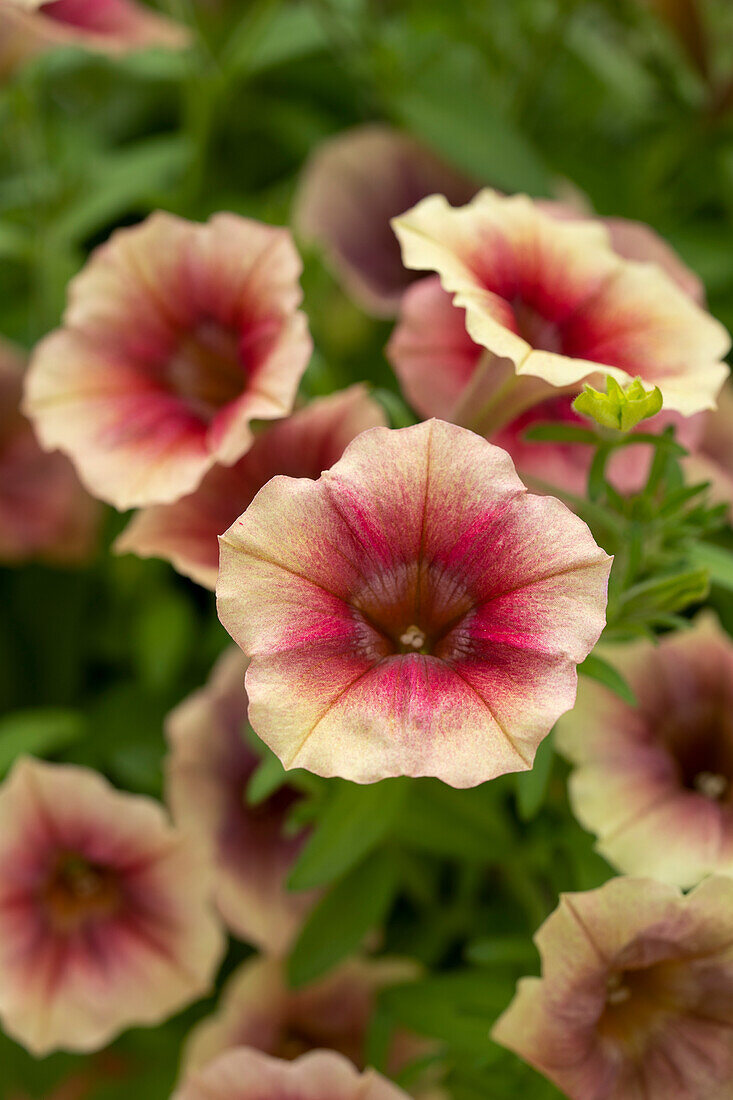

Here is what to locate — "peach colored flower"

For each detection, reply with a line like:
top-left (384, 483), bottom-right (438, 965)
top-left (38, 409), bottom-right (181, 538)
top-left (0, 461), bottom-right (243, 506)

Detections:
top-left (556, 615), bottom-right (733, 887)
top-left (165, 647), bottom-right (315, 954)
top-left (117, 386), bottom-right (386, 589)
top-left (217, 419), bottom-right (611, 787)
top-left (173, 1048), bottom-right (409, 1100)
top-left (682, 383), bottom-right (733, 504)
top-left (493, 875), bottom-right (733, 1100)
top-left (0, 338), bottom-right (99, 564)
top-left (182, 954), bottom-right (435, 1085)
top-left (0, 756), bottom-right (224, 1055)
top-left (387, 276), bottom-right (703, 496)
top-left (0, 0), bottom-right (189, 73)
top-left (24, 211), bottom-right (312, 509)
top-left (294, 125), bottom-right (476, 316)
top-left (392, 190), bottom-right (729, 419)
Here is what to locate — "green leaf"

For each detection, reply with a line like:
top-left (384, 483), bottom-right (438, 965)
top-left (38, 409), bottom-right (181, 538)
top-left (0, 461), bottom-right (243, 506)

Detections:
top-left (465, 934), bottom-right (538, 968)
top-left (689, 541), bottom-right (733, 592)
top-left (579, 653), bottom-right (637, 705)
top-left (246, 751), bottom-right (287, 806)
top-left (394, 780), bottom-right (512, 862)
top-left (222, 1), bottom-right (327, 78)
top-left (614, 567), bottom-right (710, 625)
top-left (287, 849), bottom-right (400, 987)
top-left (515, 732), bottom-right (554, 821)
top-left (372, 387), bottom-right (418, 428)
top-left (133, 588), bottom-right (195, 691)
top-left (288, 778), bottom-right (407, 891)
top-left (0, 708), bottom-right (86, 777)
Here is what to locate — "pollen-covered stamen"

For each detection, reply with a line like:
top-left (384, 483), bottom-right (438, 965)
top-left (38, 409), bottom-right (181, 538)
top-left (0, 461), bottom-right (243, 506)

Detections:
top-left (605, 971), bottom-right (631, 1006)
top-left (399, 625), bottom-right (426, 651)
top-left (42, 852), bottom-right (120, 931)
top-left (694, 771), bottom-right (729, 801)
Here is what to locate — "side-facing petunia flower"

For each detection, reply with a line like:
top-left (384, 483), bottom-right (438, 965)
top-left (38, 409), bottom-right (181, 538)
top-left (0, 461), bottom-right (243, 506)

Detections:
top-left (24, 211), bottom-right (312, 509)
top-left (181, 954), bottom-right (435, 1086)
top-left (217, 419), bottom-right (611, 787)
top-left (173, 1048), bottom-right (409, 1100)
top-left (0, 0), bottom-right (189, 73)
top-left (116, 386), bottom-right (386, 589)
top-left (556, 615), bottom-right (733, 887)
top-left (392, 190), bottom-right (729, 421)
top-left (165, 646), bottom-right (315, 954)
top-left (0, 338), bottom-right (99, 564)
top-left (294, 125), bottom-right (476, 316)
top-left (493, 875), bottom-right (733, 1100)
top-left (387, 276), bottom-right (703, 497)
top-left (682, 382), bottom-right (733, 505)
top-left (0, 756), bottom-right (224, 1056)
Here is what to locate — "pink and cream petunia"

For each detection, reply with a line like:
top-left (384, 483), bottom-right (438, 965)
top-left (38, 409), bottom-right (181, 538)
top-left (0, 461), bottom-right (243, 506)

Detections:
top-left (0, 338), bottom-right (99, 564)
top-left (117, 386), bottom-right (386, 589)
top-left (165, 646), bottom-right (315, 954)
top-left (682, 383), bottom-right (733, 505)
top-left (392, 190), bottom-right (729, 421)
top-left (182, 954), bottom-right (432, 1083)
top-left (493, 875), bottom-right (733, 1100)
top-left (556, 615), bottom-right (733, 887)
top-left (0, 0), bottom-right (189, 73)
top-left (217, 419), bottom-right (611, 787)
top-left (0, 757), bottom-right (224, 1056)
top-left (294, 125), bottom-right (476, 316)
top-left (172, 1048), bottom-right (409, 1100)
top-left (387, 276), bottom-right (703, 497)
top-left (24, 211), bottom-right (312, 509)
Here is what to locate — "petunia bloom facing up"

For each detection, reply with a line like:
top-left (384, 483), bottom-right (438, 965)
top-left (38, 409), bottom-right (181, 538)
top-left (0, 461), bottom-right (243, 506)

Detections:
top-left (24, 211), bottom-right (312, 509)
top-left (557, 614), bottom-right (733, 887)
top-left (173, 1048), bottom-right (409, 1100)
top-left (217, 419), bottom-right (611, 788)
top-left (493, 875), bottom-right (733, 1100)
top-left (0, 339), bottom-right (98, 564)
top-left (0, 757), bottom-right (224, 1056)
top-left (392, 190), bottom-right (729, 422)
top-left (117, 386), bottom-right (386, 589)
top-left (165, 646), bottom-right (315, 955)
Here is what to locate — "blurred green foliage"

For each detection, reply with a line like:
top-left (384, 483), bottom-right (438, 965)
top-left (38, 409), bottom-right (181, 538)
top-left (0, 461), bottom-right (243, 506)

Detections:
top-left (2, 1), bottom-right (733, 1097)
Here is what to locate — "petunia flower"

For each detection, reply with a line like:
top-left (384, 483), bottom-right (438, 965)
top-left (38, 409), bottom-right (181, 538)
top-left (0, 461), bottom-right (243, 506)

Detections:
top-left (492, 875), bottom-right (733, 1100)
top-left (392, 190), bottom-right (729, 420)
top-left (387, 276), bottom-right (703, 497)
top-left (682, 383), bottom-right (733, 505)
top-left (165, 646), bottom-right (315, 954)
top-left (217, 419), bottom-right (611, 787)
top-left (294, 125), bottom-right (476, 316)
top-left (116, 386), bottom-right (386, 589)
top-left (556, 614), bottom-right (733, 887)
top-left (172, 1047), bottom-right (409, 1100)
top-left (0, 338), bottom-right (99, 564)
top-left (181, 954), bottom-right (436, 1088)
top-left (0, 756), bottom-right (224, 1056)
top-left (0, 0), bottom-right (189, 73)
top-left (24, 211), bottom-right (312, 509)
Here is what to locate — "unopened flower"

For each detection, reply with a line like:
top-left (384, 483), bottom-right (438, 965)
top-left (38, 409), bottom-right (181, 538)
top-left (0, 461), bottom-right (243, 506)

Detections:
top-left (493, 875), bottom-right (733, 1100)
top-left (24, 212), bottom-right (312, 509)
top-left (557, 615), bottom-right (733, 887)
top-left (392, 190), bottom-right (729, 418)
top-left (217, 419), bottom-right (611, 787)
top-left (0, 339), bottom-right (98, 564)
top-left (173, 1048), bottom-right (409, 1100)
top-left (117, 386), bottom-right (385, 589)
top-left (294, 125), bottom-right (476, 316)
top-left (182, 954), bottom-right (431, 1082)
top-left (165, 647), bottom-right (315, 953)
top-left (0, 0), bottom-right (189, 73)
top-left (0, 757), bottom-right (224, 1055)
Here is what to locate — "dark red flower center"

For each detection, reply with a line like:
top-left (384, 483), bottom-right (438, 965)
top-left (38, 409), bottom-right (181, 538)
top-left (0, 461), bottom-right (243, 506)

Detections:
top-left (164, 321), bottom-right (247, 423)
top-left (656, 700), bottom-right (733, 803)
top-left (598, 961), bottom-right (688, 1049)
top-left (42, 852), bottom-right (120, 932)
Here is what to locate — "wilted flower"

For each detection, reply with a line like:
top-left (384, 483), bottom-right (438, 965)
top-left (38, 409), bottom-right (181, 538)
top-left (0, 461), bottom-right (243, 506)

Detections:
top-left (0, 0), bottom-right (189, 73)
top-left (182, 954), bottom-right (431, 1081)
top-left (24, 211), bottom-right (312, 509)
top-left (493, 875), bottom-right (733, 1100)
top-left (0, 339), bottom-right (98, 564)
top-left (117, 386), bottom-right (385, 589)
top-left (173, 1048), bottom-right (409, 1100)
top-left (0, 757), bottom-right (224, 1055)
top-left (217, 419), bottom-right (611, 787)
top-left (294, 125), bottom-right (476, 316)
top-left (392, 190), bottom-right (729, 419)
top-left (165, 646), bottom-right (315, 954)
top-left (557, 615), bottom-right (733, 887)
